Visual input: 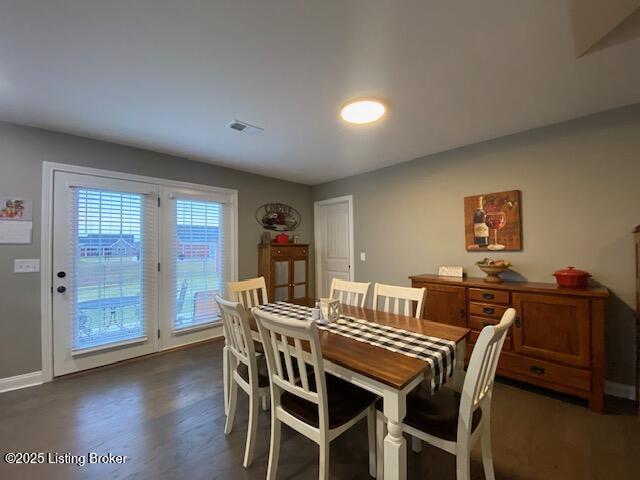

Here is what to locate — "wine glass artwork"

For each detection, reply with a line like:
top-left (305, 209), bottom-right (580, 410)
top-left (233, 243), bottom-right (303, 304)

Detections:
top-left (485, 210), bottom-right (506, 250)
top-left (464, 190), bottom-right (522, 252)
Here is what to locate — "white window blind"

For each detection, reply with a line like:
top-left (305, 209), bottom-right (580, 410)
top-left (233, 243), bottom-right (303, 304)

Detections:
top-left (70, 188), bottom-right (157, 351)
top-left (171, 198), bottom-right (225, 330)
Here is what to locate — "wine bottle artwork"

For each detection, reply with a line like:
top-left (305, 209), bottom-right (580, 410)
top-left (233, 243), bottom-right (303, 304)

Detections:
top-left (464, 190), bottom-right (522, 251)
top-left (473, 195), bottom-right (489, 247)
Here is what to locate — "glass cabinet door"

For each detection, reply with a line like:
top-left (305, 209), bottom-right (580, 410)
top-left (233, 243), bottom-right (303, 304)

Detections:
top-left (292, 259), bottom-right (307, 299)
top-left (274, 260), bottom-right (290, 301)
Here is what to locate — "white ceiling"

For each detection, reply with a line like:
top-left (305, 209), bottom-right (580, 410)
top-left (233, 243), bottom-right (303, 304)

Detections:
top-left (1, 1), bottom-right (639, 185)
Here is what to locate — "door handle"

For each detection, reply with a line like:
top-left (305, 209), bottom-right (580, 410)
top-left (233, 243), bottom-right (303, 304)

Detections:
top-left (57, 271), bottom-right (66, 278)
top-left (57, 286), bottom-right (67, 293)
top-left (515, 316), bottom-right (522, 327)
top-left (459, 308), bottom-right (466, 318)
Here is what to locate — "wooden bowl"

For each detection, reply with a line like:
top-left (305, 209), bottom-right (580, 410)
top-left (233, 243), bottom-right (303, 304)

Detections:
top-left (477, 264), bottom-right (510, 283)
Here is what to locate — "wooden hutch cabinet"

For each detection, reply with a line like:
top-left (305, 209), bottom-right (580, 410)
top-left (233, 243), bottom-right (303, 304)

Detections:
top-left (410, 274), bottom-right (608, 412)
top-left (259, 243), bottom-right (310, 303)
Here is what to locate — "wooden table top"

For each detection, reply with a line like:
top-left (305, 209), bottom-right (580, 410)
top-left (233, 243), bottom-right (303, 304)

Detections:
top-left (249, 301), bottom-right (470, 390)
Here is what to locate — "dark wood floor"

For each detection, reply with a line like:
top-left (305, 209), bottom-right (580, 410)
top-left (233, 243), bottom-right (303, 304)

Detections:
top-left (0, 340), bottom-right (638, 480)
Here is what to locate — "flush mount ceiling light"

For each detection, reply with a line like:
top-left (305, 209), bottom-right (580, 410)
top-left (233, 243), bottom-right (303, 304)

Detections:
top-left (340, 99), bottom-right (386, 124)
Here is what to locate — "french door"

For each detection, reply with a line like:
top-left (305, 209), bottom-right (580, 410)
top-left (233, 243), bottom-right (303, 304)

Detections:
top-left (159, 187), bottom-right (230, 349)
top-left (51, 171), bottom-right (234, 376)
top-left (52, 172), bottom-right (159, 376)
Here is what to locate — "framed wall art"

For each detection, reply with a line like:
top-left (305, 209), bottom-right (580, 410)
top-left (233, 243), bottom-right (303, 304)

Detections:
top-left (464, 190), bottom-right (522, 251)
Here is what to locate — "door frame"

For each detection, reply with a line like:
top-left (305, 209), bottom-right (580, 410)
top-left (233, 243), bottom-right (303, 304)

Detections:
top-left (313, 195), bottom-right (354, 298)
top-left (41, 162), bottom-right (238, 382)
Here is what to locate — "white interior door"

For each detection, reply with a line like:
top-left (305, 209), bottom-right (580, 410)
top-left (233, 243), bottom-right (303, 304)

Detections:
top-left (52, 172), bottom-right (159, 376)
top-left (315, 196), bottom-right (353, 297)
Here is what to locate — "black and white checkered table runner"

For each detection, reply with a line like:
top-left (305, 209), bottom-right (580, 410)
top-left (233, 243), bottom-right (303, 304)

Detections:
top-left (256, 302), bottom-right (456, 392)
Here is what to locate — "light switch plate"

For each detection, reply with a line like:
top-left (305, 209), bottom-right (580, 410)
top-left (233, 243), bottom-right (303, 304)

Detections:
top-left (14, 259), bottom-right (40, 273)
top-left (360, 252), bottom-right (366, 261)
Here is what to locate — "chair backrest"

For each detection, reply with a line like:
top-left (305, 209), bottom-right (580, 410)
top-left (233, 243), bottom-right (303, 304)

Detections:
top-left (227, 277), bottom-right (269, 308)
top-left (372, 283), bottom-right (426, 319)
top-left (458, 308), bottom-right (516, 433)
top-left (329, 278), bottom-right (371, 308)
top-left (215, 296), bottom-right (258, 379)
top-left (253, 307), bottom-right (329, 431)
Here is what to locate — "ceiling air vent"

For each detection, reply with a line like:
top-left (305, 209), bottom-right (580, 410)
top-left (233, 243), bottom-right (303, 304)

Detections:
top-left (227, 120), bottom-right (263, 134)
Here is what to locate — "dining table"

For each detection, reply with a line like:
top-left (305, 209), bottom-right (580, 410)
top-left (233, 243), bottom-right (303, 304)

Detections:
top-left (243, 298), bottom-right (470, 480)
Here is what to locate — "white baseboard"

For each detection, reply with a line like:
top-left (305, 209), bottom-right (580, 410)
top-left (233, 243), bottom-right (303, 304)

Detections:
top-left (0, 371), bottom-right (43, 394)
top-left (605, 381), bottom-right (636, 401)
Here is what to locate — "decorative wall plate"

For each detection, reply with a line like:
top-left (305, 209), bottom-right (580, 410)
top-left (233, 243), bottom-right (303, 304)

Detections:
top-left (255, 203), bottom-right (301, 231)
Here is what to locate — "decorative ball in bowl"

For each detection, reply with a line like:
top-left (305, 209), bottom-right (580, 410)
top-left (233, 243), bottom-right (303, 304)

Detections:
top-left (476, 258), bottom-right (512, 284)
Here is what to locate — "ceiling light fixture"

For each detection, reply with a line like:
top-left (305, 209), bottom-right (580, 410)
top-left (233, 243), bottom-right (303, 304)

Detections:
top-left (340, 99), bottom-right (386, 124)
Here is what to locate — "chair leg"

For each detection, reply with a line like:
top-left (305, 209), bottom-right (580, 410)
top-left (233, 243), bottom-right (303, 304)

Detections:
top-left (243, 390), bottom-right (260, 468)
top-left (455, 446), bottom-right (471, 480)
top-left (375, 411), bottom-right (386, 480)
top-left (411, 435), bottom-right (422, 454)
top-left (267, 416), bottom-right (282, 480)
top-left (481, 422), bottom-right (496, 480)
top-left (223, 345), bottom-right (230, 415)
top-left (367, 406), bottom-right (376, 478)
top-left (224, 378), bottom-right (238, 435)
top-left (319, 437), bottom-right (330, 480)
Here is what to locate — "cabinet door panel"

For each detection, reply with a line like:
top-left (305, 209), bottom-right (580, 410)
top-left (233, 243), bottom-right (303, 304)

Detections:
top-left (414, 283), bottom-right (466, 327)
top-left (293, 259), bottom-right (307, 284)
top-left (274, 260), bottom-right (289, 286)
top-left (512, 293), bottom-right (590, 368)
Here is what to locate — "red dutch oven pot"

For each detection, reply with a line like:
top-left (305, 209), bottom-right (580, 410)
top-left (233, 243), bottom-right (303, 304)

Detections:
top-left (553, 266), bottom-right (591, 288)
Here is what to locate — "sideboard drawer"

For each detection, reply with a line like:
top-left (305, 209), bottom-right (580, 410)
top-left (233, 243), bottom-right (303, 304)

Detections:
top-left (468, 302), bottom-right (508, 319)
top-left (469, 288), bottom-right (510, 305)
top-left (498, 352), bottom-right (591, 392)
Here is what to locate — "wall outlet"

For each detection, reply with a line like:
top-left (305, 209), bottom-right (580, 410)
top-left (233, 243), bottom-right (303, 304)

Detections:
top-left (360, 252), bottom-right (366, 261)
top-left (14, 259), bottom-right (40, 273)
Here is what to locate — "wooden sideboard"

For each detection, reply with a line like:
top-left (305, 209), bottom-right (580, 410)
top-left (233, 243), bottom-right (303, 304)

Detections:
top-left (410, 274), bottom-right (609, 412)
top-left (259, 243), bottom-right (310, 303)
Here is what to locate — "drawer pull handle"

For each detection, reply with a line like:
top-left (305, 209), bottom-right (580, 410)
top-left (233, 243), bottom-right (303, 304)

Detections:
top-left (482, 293), bottom-right (494, 300)
top-left (530, 366), bottom-right (545, 375)
top-left (482, 307), bottom-right (495, 315)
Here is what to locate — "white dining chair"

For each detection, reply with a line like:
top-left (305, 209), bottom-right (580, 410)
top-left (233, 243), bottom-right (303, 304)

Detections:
top-left (329, 278), bottom-right (371, 308)
top-left (215, 296), bottom-right (270, 468)
top-left (253, 307), bottom-right (379, 480)
top-left (225, 276), bottom-right (269, 411)
top-left (227, 276), bottom-right (269, 308)
top-left (372, 283), bottom-right (426, 319)
top-left (376, 308), bottom-right (516, 480)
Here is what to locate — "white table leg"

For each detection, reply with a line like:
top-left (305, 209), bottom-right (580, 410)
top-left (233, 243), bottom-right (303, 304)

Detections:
top-left (383, 391), bottom-right (407, 480)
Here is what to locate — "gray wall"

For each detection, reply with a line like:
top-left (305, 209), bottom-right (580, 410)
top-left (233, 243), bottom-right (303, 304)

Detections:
top-left (314, 104), bottom-right (640, 386)
top-left (0, 122), bottom-right (313, 379)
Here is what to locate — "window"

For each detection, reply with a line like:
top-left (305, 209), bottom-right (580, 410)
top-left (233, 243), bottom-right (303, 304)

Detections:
top-left (170, 196), bottom-right (228, 330)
